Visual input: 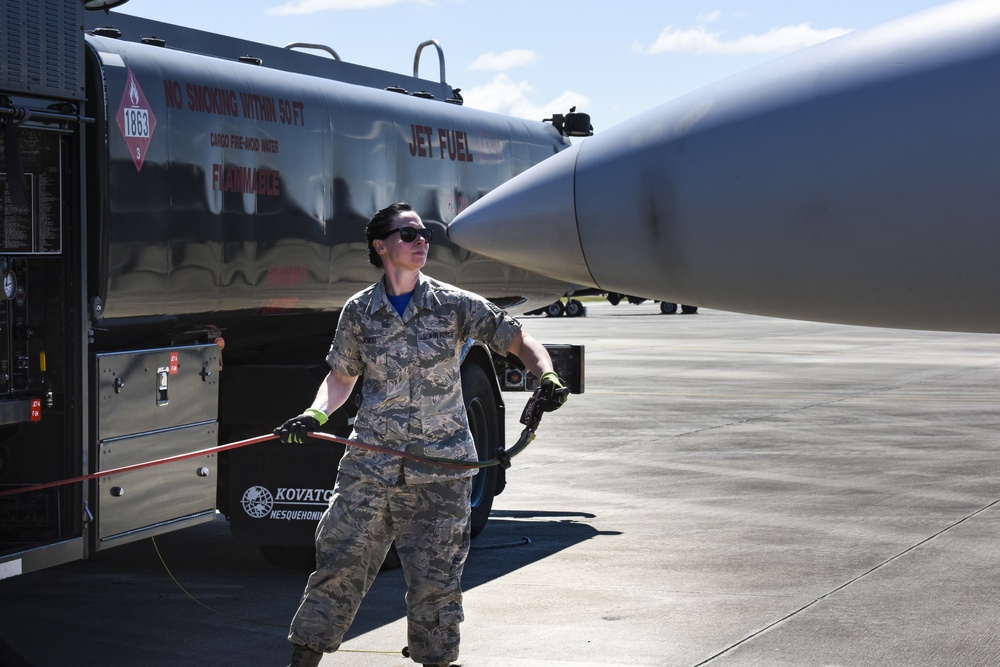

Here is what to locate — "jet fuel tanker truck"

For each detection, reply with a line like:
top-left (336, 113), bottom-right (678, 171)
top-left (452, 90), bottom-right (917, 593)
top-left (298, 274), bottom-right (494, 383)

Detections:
top-left (0, 0), bottom-right (586, 577)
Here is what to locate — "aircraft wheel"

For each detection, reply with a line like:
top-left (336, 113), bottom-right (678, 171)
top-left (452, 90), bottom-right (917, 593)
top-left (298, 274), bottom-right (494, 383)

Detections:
top-left (565, 299), bottom-right (585, 317)
top-left (681, 305), bottom-right (699, 314)
top-left (544, 301), bottom-right (565, 317)
top-left (660, 302), bottom-right (678, 314)
top-left (463, 363), bottom-right (501, 537)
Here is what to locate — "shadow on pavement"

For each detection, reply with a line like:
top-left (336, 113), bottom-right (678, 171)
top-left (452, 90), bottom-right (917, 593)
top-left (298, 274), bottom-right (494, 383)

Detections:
top-left (0, 510), bottom-right (610, 666)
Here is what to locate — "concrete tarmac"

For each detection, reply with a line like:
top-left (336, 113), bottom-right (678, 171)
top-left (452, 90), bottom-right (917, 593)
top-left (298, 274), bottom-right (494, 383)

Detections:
top-left (3, 302), bottom-right (1000, 666)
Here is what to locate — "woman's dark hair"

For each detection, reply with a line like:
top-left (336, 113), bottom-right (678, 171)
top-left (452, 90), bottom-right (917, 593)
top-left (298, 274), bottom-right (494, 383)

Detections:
top-left (366, 201), bottom-right (413, 268)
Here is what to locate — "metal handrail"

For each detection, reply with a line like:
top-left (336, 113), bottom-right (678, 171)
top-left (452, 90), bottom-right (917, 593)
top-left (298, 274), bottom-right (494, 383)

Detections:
top-left (413, 39), bottom-right (445, 84)
top-left (283, 42), bottom-right (342, 61)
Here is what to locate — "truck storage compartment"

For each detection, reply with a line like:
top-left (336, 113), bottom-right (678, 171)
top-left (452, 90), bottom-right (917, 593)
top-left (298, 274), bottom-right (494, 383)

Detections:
top-left (93, 344), bottom-right (220, 548)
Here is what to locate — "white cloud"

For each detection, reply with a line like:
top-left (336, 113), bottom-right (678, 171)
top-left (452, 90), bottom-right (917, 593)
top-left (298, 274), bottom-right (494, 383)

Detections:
top-left (696, 10), bottom-right (722, 23)
top-left (469, 49), bottom-right (539, 72)
top-left (266, 0), bottom-right (423, 15)
top-left (462, 73), bottom-right (590, 122)
top-left (636, 23), bottom-right (851, 55)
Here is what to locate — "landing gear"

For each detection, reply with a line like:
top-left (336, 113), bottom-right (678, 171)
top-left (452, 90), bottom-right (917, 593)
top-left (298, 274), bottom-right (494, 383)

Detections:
top-left (538, 298), bottom-right (585, 317)
top-left (659, 302), bottom-right (697, 315)
top-left (564, 299), bottom-right (585, 317)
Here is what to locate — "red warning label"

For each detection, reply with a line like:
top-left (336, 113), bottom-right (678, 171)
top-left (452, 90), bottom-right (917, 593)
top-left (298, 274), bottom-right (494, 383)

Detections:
top-left (116, 69), bottom-right (157, 172)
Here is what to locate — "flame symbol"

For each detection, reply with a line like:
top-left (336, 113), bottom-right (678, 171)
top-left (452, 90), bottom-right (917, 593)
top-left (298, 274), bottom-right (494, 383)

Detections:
top-left (129, 75), bottom-right (139, 106)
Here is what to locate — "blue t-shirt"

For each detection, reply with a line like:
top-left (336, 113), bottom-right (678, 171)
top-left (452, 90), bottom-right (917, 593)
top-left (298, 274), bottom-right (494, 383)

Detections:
top-left (387, 290), bottom-right (413, 317)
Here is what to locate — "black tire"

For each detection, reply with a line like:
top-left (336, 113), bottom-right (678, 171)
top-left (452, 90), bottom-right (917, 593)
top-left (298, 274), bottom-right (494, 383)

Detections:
top-left (259, 367), bottom-right (500, 567)
top-left (462, 363), bottom-right (501, 537)
top-left (565, 299), bottom-right (585, 317)
top-left (660, 302), bottom-right (678, 314)
top-left (544, 301), bottom-right (565, 317)
top-left (681, 305), bottom-right (699, 314)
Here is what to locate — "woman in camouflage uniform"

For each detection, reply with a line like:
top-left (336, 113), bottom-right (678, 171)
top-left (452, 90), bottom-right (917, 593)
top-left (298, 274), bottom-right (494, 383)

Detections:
top-left (276, 202), bottom-right (566, 667)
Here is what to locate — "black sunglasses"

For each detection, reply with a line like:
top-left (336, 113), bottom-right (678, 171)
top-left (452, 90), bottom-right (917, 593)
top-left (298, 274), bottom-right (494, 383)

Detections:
top-left (382, 227), bottom-right (433, 243)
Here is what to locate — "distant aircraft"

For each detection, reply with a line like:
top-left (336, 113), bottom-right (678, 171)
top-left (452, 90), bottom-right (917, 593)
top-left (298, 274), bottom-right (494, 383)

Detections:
top-left (448, 0), bottom-right (1000, 334)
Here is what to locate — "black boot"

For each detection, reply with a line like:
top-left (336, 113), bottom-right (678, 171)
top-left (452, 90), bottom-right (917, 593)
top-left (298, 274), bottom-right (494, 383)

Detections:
top-left (287, 643), bottom-right (323, 667)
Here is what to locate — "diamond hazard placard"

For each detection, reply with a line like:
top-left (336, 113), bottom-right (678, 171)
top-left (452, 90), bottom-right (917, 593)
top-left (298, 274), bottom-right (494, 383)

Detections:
top-left (115, 69), bottom-right (157, 172)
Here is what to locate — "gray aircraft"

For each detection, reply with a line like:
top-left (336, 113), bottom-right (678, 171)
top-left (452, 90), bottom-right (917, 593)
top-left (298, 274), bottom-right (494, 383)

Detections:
top-left (448, 0), bottom-right (1000, 334)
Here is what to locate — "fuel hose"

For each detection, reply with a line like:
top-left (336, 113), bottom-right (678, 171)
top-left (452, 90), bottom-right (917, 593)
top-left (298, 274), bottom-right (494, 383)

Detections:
top-left (0, 388), bottom-right (552, 498)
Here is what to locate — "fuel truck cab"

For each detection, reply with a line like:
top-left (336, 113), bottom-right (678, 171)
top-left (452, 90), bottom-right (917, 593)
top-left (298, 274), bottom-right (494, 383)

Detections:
top-left (1, 0), bottom-right (584, 577)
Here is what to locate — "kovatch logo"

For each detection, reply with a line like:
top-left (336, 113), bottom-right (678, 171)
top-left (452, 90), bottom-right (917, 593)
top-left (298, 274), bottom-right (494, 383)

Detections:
top-left (240, 485), bottom-right (332, 521)
top-left (240, 485), bottom-right (274, 519)
top-left (115, 69), bottom-right (157, 172)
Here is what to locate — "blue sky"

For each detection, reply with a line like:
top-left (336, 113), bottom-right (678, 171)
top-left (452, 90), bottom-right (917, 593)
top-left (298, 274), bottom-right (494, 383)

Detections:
top-left (114, 0), bottom-right (950, 132)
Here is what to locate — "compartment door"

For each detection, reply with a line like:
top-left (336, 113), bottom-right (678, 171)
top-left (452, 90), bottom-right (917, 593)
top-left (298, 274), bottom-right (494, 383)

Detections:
top-left (93, 344), bottom-right (220, 547)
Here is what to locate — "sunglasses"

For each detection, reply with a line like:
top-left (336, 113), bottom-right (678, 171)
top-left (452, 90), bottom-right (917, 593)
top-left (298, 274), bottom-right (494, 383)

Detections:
top-left (382, 227), bottom-right (433, 243)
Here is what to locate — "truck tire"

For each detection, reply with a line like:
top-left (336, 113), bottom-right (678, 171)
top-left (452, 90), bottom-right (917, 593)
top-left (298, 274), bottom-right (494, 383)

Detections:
top-left (660, 302), bottom-right (678, 314)
top-left (462, 363), bottom-right (501, 536)
top-left (681, 305), bottom-right (699, 314)
top-left (255, 364), bottom-right (500, 568)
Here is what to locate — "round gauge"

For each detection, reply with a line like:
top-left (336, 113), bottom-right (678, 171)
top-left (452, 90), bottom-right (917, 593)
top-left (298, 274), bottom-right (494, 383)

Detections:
top-left (2, 271), bottom-right (15, 300)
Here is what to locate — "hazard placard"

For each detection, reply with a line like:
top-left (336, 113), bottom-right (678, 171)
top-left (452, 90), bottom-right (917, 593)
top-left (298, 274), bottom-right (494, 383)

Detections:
top-left (115, 69), bottom-right (157, 172)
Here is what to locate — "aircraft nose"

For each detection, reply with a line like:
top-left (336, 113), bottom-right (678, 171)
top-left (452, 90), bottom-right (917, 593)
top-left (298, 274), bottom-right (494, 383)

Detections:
top-left (448, 143), bottom-right (595, 287)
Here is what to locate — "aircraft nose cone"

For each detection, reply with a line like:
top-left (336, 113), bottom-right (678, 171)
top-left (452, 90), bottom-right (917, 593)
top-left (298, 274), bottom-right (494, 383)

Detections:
top-left (448, 143), bottom-right (595, 287)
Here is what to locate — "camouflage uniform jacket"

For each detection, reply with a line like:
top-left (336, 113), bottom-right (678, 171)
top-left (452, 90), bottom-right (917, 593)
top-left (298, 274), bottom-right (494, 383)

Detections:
top-left (327, 273), bottom-right (521, 483)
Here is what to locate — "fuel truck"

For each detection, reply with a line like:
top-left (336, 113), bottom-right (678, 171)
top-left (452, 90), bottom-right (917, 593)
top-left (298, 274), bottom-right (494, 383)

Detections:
top-left (0, 0), bottom-right (586, 578)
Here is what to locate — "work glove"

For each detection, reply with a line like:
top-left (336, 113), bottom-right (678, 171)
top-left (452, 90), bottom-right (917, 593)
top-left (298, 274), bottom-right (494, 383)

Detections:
top-left (274, 408), bottom-right (328, 444)
top-left (536, 371), bottom-right (569, 412)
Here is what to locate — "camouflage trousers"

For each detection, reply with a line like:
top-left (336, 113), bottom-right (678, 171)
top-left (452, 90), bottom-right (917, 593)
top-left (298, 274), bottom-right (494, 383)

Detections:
top-left (288, 472), bottom-right (472, 664)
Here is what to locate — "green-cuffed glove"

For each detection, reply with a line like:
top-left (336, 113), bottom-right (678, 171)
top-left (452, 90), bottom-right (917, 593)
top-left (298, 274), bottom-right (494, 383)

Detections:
top-left (274, 408), bottom-right (328, 444)
top-left (537, 371), bottom-right (569, 412)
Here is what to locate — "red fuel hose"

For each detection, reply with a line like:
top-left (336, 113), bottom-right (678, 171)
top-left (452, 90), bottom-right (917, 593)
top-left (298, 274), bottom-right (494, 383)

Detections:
top-left (0, 427), bottom-right (537, 499)
top-left (0, 386), bottom-right (555, 498)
